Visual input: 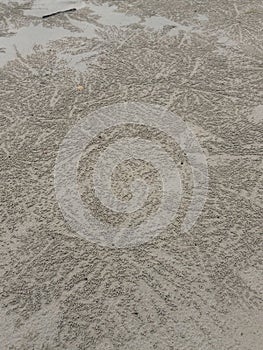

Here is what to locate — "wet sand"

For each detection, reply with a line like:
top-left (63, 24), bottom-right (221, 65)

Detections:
top-left (0, 0), bottom-right (262, 349)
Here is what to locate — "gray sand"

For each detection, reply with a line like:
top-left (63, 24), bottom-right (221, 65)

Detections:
top-left (0, 0), bottom-right (262, 349)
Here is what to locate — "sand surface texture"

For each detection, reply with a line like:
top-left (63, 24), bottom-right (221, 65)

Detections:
top-left (0, 0), bottom-right (262, 349)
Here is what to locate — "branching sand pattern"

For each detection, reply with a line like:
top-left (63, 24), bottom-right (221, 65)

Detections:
top-left (0, 0), bottom-right (262, 349)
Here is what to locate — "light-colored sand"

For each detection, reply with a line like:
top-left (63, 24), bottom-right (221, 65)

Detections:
top-left (0, 0), bottom-right (262, 349)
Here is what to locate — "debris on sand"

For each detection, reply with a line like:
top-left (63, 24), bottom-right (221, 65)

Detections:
top-left (42, 8), bottom-right (76, 19)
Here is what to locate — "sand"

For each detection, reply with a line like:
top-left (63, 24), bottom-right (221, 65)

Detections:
top-left (0, 0), bottom-right (262, 349)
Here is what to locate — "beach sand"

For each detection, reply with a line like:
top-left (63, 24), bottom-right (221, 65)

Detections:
top-left (0, 0), bottom-right (262, 349)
